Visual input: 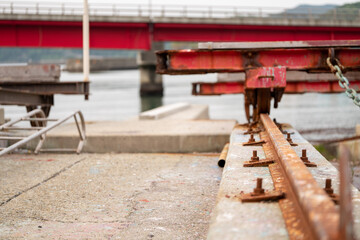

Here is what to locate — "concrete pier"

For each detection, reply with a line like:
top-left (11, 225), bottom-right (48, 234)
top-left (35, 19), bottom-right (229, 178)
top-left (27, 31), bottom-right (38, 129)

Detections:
top-left (137, 42), bottom-right (164, 96)
top-left (207, 123), bottom-right (360, 239)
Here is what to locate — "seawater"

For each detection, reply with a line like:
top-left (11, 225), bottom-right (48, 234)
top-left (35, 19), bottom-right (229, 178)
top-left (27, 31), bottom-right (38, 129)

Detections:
top-left (2, 69), bottom-right (359, 141)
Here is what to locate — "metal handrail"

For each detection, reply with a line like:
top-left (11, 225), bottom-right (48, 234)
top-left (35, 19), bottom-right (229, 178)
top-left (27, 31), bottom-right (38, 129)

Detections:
top-left (0, 109), bottom-right (86, 156)
top-left (0, 1), bottom-right (359, 22)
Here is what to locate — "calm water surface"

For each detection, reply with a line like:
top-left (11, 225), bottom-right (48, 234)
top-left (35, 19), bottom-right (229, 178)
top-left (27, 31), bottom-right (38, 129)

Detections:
top-left (2, 69), bottom-right (360, 141)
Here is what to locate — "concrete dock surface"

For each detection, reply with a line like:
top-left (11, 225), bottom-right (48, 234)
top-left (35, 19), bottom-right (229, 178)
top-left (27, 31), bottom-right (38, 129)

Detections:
top-left (0, 153), bottom-right (222, 239)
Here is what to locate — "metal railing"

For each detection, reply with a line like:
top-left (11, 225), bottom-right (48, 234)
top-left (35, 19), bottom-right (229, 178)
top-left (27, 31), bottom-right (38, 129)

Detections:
top-left (0, 109), bottom-right (86, 156)
top-left (0, 1), bottom-right (359, 22)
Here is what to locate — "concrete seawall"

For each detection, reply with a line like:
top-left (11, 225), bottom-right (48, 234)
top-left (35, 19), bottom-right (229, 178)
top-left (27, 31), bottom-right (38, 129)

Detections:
top-left (23, 104), bottom-right (236, 153)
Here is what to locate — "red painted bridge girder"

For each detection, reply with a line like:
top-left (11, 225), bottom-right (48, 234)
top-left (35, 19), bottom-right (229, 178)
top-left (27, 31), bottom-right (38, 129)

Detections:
top-left (0, 20), bottom-right (151, 49)
top-left (1, 20), bottom-right (360, 49)
top-left (153, 23), bottom-right (360, 42)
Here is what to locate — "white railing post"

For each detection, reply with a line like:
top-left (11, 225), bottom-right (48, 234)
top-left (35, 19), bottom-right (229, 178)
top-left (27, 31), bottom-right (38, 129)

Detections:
top-left (83, 0), bottom-right (90, 83)
top-left (10, 2), bottom-right (13, 14)
top-left (61, 3), bottom-right (65, 15)
top-left (36, 3), bottom-right (39, 14)
top-left (183, 6), bottom-right (187, 18)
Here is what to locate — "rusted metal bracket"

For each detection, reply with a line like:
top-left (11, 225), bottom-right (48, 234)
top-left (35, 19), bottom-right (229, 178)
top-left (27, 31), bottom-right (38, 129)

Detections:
top-left (243, 127), bottom-right (262, 135)
top-left (324, 178), bottom-right (339, 204)
top-left (242, 133), bottom-right (266, 146)
top-left (243, 150), bottom-right (274, 167)
top-left (300, 149), bottom-right (317, 167)
top-left (273, 118), bottom-right (289, 134)
top-left (239, 178), bottom-right (285, 202)
top-left (286, 133), bottom-right (298, 146)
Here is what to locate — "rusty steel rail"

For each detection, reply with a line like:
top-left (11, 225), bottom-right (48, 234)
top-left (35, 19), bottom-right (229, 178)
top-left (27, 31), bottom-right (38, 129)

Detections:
top-left (259, 114), bottom-right (340, 240)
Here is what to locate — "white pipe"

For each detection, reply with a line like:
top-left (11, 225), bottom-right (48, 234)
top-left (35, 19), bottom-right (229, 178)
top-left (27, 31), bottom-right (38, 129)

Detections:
top-left (83, 0), bottom-right (89, 82)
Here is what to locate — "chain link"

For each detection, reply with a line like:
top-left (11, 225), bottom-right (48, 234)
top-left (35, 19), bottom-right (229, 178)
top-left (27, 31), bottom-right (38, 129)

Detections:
top-left (326, 57), bottom-right (360, 107)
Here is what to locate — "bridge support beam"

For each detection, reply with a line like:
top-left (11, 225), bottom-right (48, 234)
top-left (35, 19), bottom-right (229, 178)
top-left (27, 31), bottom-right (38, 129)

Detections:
top-left (137, 42), bottom-right (164, 96)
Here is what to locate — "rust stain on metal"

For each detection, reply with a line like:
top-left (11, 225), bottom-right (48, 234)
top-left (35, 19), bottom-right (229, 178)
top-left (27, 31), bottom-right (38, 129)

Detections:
top-left (339, 145), bottom-right (356, 240)
top-left (323, 179), bottom-right (339, 204)
top-left (260, 114), bottom-right (339, 240)
top-left (243, 126), bottom-right (262, 135)
top-left (242, 133), bottom-right (266, 146)
top-left (239, 178), bottom-right (285, 203)
top-left (263, 130), bottom-right (310, 240)
top-left (286, 132), bottom-right (298, 146)
top-left (243, 150), bottom-right (274, 167)
top-left (300, 149), bottom-right (317, 167)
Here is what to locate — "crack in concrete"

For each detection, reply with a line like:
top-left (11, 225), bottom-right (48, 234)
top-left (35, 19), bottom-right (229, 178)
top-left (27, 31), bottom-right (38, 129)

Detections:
top-left (0, 157), bottom-right (86, 207)
top-left (27, 216), bottom-right (128, 224)
top-left (124, 191), bottom-right (143, 219)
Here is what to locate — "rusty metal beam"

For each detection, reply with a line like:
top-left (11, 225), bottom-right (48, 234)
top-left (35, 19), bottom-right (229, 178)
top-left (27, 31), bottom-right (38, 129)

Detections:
top-left (191, 80), bottom-right (360, 95)
top-left (198, 40), bottom-right (360, 50)
top-left (0, 81), bottom-right (90, 95)
top-left (260, 114), bottom-right (339, 240)
top-left (156, 48), bottom-right (360, 75)
top-left (0, 87), bottom-right (53, 106)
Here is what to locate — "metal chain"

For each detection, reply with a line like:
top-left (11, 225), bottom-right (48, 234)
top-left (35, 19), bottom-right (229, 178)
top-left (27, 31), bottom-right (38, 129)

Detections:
top-left (326, 57), bottom-right (360, 107)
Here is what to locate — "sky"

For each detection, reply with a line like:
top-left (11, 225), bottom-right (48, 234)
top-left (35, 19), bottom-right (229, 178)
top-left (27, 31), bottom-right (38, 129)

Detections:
top-left (12, 0), bottom-right (357, 9)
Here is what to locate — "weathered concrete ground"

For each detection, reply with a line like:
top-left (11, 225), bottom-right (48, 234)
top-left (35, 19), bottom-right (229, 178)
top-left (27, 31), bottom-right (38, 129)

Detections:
top-left (0, 153), bottom-right (222, 239)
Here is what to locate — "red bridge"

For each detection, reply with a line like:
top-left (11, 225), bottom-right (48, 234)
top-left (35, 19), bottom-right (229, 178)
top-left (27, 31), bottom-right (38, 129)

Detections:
top-left (1, 2), bottom-right (360, 50)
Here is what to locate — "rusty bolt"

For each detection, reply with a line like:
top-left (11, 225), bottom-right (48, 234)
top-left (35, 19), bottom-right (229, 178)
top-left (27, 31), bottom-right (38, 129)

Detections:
top-left (252, 178), bottom-right (265, 196)
top-left (248, 133), bottom-right (255, 143)
top-left (251, 150), bottom-right (260, 162)
top-left (324, 178), bottom-right (334, 195)
top-left (300, 149), bottom-right (309, 163)
top-left (286, 133), bottom-right (293, 144)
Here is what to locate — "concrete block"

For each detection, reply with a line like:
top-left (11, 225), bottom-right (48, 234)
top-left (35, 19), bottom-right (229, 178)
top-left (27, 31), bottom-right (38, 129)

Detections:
top-left (25, 119), bottom-right (236, 153)
top-left (207, 123), bottom-right (360, 239)
top-left (0, 64), bottom-right (60, 82)
top-left (139, 102), bottom-right (190, 120)
top-left (164, 104), bottom-right (209, 120)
